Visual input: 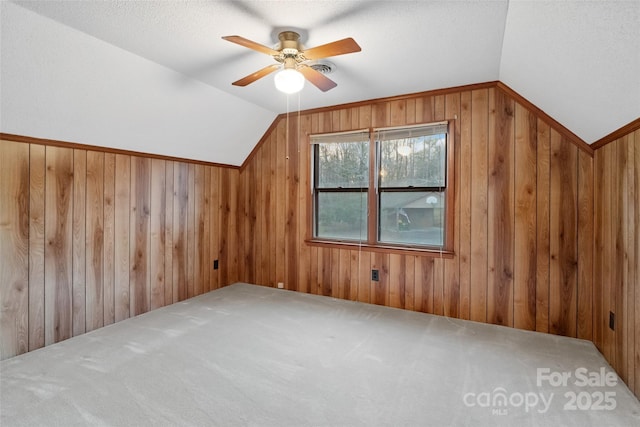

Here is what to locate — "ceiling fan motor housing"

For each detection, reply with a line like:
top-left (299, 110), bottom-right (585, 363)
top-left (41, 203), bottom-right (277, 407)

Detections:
top-left (278, 31), bottom-right (302, 53)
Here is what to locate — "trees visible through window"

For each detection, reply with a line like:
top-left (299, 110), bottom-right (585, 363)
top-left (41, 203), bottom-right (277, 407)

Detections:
top-left (311, 122), bottom-right (454, 254)
top-left (313, 131), bottom-right (369, 241)
top-left (377, 123), bottom-right (448, 247)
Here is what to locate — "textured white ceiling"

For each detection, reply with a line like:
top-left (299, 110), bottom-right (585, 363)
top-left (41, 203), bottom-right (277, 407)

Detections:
top-left (2, 0), bottom-right (639, 165)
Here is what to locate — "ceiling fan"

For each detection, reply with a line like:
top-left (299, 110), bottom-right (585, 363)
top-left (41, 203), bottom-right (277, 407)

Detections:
top-left (222, 31), bottom-right (361, 93)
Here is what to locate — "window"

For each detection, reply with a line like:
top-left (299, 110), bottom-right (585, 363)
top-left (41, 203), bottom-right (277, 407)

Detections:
top-left (312, 131), bottom-right (370, 241)
top-left (310, 122), bottom-right (454, 254)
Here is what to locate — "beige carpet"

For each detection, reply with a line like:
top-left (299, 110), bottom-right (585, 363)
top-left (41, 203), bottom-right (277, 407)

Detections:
top-left (1, 283), bottom-right (639, 426)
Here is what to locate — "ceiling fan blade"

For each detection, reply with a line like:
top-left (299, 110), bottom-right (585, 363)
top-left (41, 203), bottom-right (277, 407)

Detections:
top-left (222, 35), bottom-right (279, 56)
top-left (302, 37), bottom-right (361, 60)
top-left (232, 64), bottom-right (280, 87)
top-left (299, 65), bottom-right (337, 92)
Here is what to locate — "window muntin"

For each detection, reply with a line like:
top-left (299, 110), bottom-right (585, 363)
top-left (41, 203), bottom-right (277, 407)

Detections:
top-left (311, 122), bottom-right (451, 252)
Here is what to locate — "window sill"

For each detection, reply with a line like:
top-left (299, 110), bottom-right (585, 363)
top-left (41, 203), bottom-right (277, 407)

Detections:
top-left (304, 239), bottom-right (454, 259)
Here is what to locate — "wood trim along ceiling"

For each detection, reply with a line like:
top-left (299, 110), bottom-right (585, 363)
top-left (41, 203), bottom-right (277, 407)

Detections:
top-left (591, 117), bottom-right (640, 150)
top-left (495, 82), bottom-right (594, 156)
top-left (0, 133), bottom-right (239, 169)
top-left (241, 81), bottom-right (594, 171)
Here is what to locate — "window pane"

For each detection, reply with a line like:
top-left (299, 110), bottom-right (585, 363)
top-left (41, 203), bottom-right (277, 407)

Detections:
top-left (379, 191), bottom-right (444, 246)
top-left (317, 141), bottom-right (369, 188)
top-left (316, 192), bottom-right (367, 241)
top-left (379, 133), bottom-right (446, 187)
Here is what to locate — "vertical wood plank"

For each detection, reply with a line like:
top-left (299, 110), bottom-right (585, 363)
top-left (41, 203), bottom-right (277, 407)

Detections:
top-left (603, 140), bottom-right (616, 364)
top-left (187, 164), bottom-right (196, 298)
top-left (416, 257), bottom-right (434, 314)
top-left (228, 169), bottom-right (240, 283)
top-left (261, 142), bottom-right (272, 287)
top-left (338, 249), bottom-right (351, 300)
top-left (626, 131), bottom-right (636, 394)
top-left (372, 102), bottom-right (389, 128)
top-left (276, 123), bottom-right (286, 285)
top-left (298, 115), bottom-right (312, 294)
top-left (331, 248), bottom-right (340, 297)
top-left (374, 252), bottom-right (390, 306)
top-left (219, 167), bottom-right (230, 286)
top-left (173, 162), bottom-right (188, 300)
top-left (240, 166), bottom-right (248, 283)
top-left (286, 115), bottom-right (299, 291)
top-left (150, 159), bottom-right (166, 309)
top-left (577, 150), bottom-right (593, 340)
top-left (114, 154), bottom-right (130, 322)
top-left (203, 166), bottom-right (211, 293)
top-left (404, 255), bottom-right (416, 311)
top-left (310, 246), bottom-right (319, 295)
top-left (130, 157), bottom-right (150, 316)
top-left (348, 250), bottom-right (359, 301)
top-left (536, 119), bottom-right (551, 333)
top-left (593, 145), bottom-right (608, 354)
top-left (194, 164), bottom-right (205, 295)
top-left (420, 96), bottom-right (434, 123)
top-left (256, 148), bottom-right (264, 286)
top-left (358, 104), bottom-right (372, 128)
top-left (458, 91), bottom-right (472, 320)
top-left (592, 149), bottom-right (604, 352)
top-left (269, 133), bottom-right (278, 288)
top-left (470, 89), bottom-right (489, 322)
top-left (434, 95), bottom-right (445, 121)
top-left (357, 251), bottom-right (371, 303)
top-left (164, 161), bottom-right (174, 301)
top-left (320, 247), bottom-right (331, 296)
top-left (444, 92), bottom-right (461, 318)
top-left (631, 130), bottom-right (640, 398)
top-left (72, 150), bottom-right (87, 336)
top-left (487, 89), bottom-right (514, 327)
top-left (514, 103), bottom-right (537, 331)
top-left (44, 146), bottom-right (74, 345)
top-left (72, 149), bottom-right (87, 336)
top-left (405, 99), bottom-right (416, 125)
top-left (615, 136), bottom-right (629, 379)
top-left (389, 100), bottom-right (406, 127)
top-left (219, 168), bottom-right (239, 285)
top-left (103, 153), bottom-right (115, 326)
top-left (29, 144), bottom-right (46, 351)
top-left (549, 132), bottom-right (578, 337)
top-left (86, 151), bottom-right (104, 332)
top-left (433, 258), bottom-right (444, 315)
top-left (0, 140), bottom-right (30, 358)
top-left (389, 254), bottom-right (405, 309)
top-left (209, 166), bottom-right (220, 290)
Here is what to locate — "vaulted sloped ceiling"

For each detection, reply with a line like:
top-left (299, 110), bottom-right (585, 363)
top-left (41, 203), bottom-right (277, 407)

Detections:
top-left (1, 1), bottom-right (638, 166)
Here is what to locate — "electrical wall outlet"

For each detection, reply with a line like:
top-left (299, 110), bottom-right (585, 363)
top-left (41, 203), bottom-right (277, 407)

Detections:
top-left (371, 269), bottom-right (379, 282)
top-left (609, 311), bottom-right (615, 331)
top-left (277, 282), bottom-right (284, 289)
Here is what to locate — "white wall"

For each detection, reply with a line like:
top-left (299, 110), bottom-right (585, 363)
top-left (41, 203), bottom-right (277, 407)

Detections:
top-left (0, 2), bottom-right (275, 166)
top-left (500, 0), bottom-right (640, 143)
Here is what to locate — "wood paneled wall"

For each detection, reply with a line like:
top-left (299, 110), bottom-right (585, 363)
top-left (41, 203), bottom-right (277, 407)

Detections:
top-left (0, 139), bottom-right (239, 359)
top-left (593, 128), bottom-right (640, 397)
top-left (1, 88), bottom-right (638, 399)
top-left (238, 86), bottom-right (595, 339)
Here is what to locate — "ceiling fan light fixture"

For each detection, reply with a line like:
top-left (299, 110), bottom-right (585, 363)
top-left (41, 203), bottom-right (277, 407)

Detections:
top-left (274, 68), bottom-right (305, 94)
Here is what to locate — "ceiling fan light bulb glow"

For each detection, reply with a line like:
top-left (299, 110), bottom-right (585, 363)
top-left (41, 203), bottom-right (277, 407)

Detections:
top-left (274, 69), bottom-right (305, 94)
